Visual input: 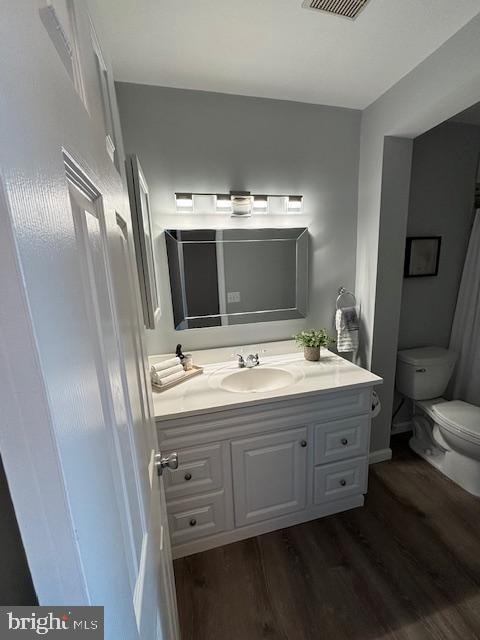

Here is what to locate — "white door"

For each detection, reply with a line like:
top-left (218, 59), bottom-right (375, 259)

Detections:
top-left (112, 204), bottom-right (180, 640)
top-left (0, 3), bottom-right (178, 639)
top-left (67, 172), bottom-right (179, 639)
top-left (231, 427), bottom-right (308, 526)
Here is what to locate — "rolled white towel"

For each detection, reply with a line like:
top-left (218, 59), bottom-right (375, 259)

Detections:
top-left (152, 369), bottom-right (185, 387)
top-left (157, 364), bottom-right (184, 377)
top-left (151, 364), bottom-right (184, 384)
top-left (151, 357), bottom-right (181, 373)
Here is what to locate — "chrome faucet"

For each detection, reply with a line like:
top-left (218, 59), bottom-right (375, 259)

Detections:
top-left (237, 353), bottom-right (260, 368)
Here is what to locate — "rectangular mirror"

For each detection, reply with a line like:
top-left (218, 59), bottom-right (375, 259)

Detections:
top-left (165, 228), bottom-right (308, 330)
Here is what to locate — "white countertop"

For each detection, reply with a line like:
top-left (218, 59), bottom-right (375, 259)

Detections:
top-left (150, 344), bottom-right (382, 422)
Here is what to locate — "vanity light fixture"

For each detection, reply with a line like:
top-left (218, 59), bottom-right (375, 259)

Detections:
top-left (216, 194), bottom-right (232, 210)
top-left (175, 193), bottom-right (193, 211)
top-left (253, 195), bottom-right (268, 210)
top-left (268, 195), bottom-right (287, 214)
top-left (175, 192), bottom-right (304, 214)
top-left (287, 195), bottom-right (303, 212)
top-left (193, 193), bottom-right (216, 213)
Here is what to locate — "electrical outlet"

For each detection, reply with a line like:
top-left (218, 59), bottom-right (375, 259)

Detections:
top-left (227, 291), bottom-right (241, 303)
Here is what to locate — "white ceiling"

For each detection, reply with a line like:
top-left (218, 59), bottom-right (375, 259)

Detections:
top-left (89, 0), bottom-right (480, 109)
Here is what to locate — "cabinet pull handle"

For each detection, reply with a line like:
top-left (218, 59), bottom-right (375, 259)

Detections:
top-left (340, 479), bottom-right (347, 487)
top-left (341, 438), bottom-right (348, 446)
top-left (189, 519), bottom-right (197, 527)
top-left (300, 440), bottom-right (307, 448)
top-left (184, 473), bottom-right (192, 481)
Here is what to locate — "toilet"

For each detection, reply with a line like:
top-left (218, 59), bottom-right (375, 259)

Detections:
top-left (396, 346), bottom-right (480, 497)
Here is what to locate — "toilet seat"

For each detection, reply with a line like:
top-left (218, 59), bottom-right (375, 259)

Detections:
top-left (432, 401), bottom-right (480, 443)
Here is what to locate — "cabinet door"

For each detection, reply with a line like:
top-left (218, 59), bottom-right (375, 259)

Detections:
top-left (232, 427), bottom-right (308, 527)
top-left (314, 415), bottom-right (370, 465)
top-left (314, 457), bottom-right (367, 504)
top-left (163, 443), bottom-right (225, 500)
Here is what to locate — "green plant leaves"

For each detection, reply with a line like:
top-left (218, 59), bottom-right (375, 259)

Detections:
top-left (293, 329), bottom-right (335, 348)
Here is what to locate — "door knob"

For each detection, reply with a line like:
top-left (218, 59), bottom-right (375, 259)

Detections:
top-left (154, 451), bottom-right (178, 476)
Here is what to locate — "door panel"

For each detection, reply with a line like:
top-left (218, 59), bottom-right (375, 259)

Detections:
top-left (68, 172), bottom-right (178, 639)
top-left (69, 181), bottom-right (144, 583)
top-left (111, 212), bottom-right (179, 639)
top-left (232, 427), bottom-right (308, 526)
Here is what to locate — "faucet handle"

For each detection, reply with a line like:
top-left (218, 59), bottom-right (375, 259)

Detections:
top-left (245, 353), bottom-right (260, 367)
top-left (236, 354), bottom-right (245, 368)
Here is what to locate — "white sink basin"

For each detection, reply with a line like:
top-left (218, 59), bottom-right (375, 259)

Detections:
top-left (218, 367), bottom-right (300, 393)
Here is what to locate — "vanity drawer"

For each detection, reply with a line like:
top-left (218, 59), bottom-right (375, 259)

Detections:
top-left (164, 443), bottom-right (225, 500)
top-left (314, 457), bottom-right (367, 504)
top-left (314, 415), bottom-right (369, 464)
top-left (167, 491), bottom-right (226, 545)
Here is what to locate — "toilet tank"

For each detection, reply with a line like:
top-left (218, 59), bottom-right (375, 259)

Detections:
top-left (396, 346), bottom-right (457, 400)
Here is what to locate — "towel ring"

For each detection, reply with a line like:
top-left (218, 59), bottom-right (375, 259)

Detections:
top-left (336, 287), bottom-right (357, 310)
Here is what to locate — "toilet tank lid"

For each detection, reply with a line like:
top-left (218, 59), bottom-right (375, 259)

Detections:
top-left (397, 346), bottom-right (456, 366)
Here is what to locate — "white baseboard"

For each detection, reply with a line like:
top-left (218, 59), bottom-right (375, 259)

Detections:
top-left (369, 448), bottom-right (392, 465)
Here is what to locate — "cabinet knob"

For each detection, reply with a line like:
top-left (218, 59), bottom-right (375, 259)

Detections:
top-left (341, 438), bottom-right (348, 446)
top-left (300, 440), bottom-right (307, 448)
top-left (184, 472), bottom-right (192, 481)
top-left (189, 519), bottom-right (197, 527)
top-left (340, 479), bottom-right (347, 487)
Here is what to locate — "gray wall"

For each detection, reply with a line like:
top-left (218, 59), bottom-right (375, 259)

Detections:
top-left (398, 122), bottom-right (480, 349)
top-left (355, 14), bottom-right (480, 453)
top-left (116, 83), bottom-right (361, 355)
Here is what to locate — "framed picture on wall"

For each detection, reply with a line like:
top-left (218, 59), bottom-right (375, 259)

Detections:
top-left (404, 236), bottom-right (442, 278)
top-left (125, 154), bottom-right (160, 329)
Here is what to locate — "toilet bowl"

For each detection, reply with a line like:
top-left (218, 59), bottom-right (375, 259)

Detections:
top-left (429, 401), bottom-right (480, 496)
top-left (396, 346), bottom-right (480, 497)
top-left (433, 401), bottom-right (480, 460)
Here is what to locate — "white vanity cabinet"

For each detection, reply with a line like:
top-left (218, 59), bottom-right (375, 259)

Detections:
top-left (156, 385), bottom-right (375, 559)
top-left (232, 427), bottom-right (308, 526)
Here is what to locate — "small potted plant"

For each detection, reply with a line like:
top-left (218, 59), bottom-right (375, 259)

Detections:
top-left (293, 329), bottom-right (335, 362)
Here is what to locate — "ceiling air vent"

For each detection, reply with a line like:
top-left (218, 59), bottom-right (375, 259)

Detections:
top-left (302, 0), bottom-right (369, 20)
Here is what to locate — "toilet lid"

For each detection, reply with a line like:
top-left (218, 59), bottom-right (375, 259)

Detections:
top-left (432, 401), bottom-right (480, 439)
top-left (397, 346), bottom-right (456, 367)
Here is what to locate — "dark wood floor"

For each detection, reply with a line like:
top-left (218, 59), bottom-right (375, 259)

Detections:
top-left (174, 436), bottom-right (480, 639)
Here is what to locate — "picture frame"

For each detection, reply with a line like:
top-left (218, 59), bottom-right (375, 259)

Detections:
top-left (404, 236), bottom-right (442, 278)
top-left (125, 154), bottom-right (160, 329)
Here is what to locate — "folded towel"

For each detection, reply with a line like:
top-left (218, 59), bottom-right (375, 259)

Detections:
top-left (151, 357), bottom-right (181, 373)
top-left (156, 364), bottom-right (184, 377)
top-left (151, 364), bottom-right (184, 384)
top-left (336, 306), bottom-right (359, 353)
top-left (152, 369), bottom-right (186, 387)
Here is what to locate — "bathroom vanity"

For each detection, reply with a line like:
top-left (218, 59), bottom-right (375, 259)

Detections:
top-left (152, 344), bottom-right (382, 558)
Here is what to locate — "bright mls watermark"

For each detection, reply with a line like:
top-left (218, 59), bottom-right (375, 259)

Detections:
top-left (0, 607), bottom-right (103, 638)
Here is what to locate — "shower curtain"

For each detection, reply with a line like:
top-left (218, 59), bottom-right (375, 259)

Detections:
top-left (449, 210), bottom-right (480, 405)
